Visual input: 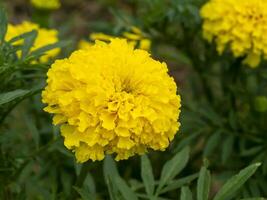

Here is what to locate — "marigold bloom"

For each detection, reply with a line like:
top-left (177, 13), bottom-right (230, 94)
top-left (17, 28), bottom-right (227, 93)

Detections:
top-left (78, 26), bottom-right (151, 51)
top-left (5, 21), bottom-right (60, 63)
top-left (30, 0), bottom-right (61, 10)
top-left (42, 39), bottom-right (181, 162)
top-left (201, 0), bottom-right (267, 68)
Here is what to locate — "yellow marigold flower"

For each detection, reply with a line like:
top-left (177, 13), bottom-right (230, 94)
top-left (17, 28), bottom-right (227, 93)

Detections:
top-left (5, 21), bottom-right (60, 63)
top-left (42, 39), bottom-right (181, 162)
top-left (201, 0), bottom-right (267, 68)
top-left (30, 0), bottom-right (61, 10)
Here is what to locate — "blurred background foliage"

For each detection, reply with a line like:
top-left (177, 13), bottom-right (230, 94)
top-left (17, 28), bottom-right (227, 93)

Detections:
top-left (1, 0), bottom-right (267, 199)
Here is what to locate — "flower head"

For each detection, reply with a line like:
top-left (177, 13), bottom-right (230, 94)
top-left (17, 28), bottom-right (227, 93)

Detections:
top-left (5, 21), bottom-right (60, 63)
top-left (30, 0), bottom-right (61, 10)
top-left (201, 0), bottom-right (267, 67)
top-left (42, 39), bottom-right (181, 162)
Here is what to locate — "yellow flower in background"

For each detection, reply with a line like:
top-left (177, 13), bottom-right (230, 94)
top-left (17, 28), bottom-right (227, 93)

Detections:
top-left (78, 26), bottom-right (151, 51)
top-left (30, 0), bottom-right (61, 10)
top-left (43, 39), bottom-right (181, 162)
top-left (78, 33), bottom-right (113, 50)
top-left (90, 33), bottom-right (115, 41)
top-left (5, 21), bottom-right (60, 63)
top-left (201, 0), bottom-right (267, 68)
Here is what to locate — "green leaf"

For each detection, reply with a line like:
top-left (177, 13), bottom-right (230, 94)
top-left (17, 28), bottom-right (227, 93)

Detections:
top-left (28, 40), bottom-right (71, 60)
top-left (159, 173), bottom-right (198, 194)
top-left (21, 30), bottom-right (38, 59)
top-left (7, 30), bottom-right (38, 56)
top-left (7, 31), bottom-right (33, 44)
top-left (103, 156), bottom-right (138, 200)
top-left (174, 130), bottom-right (202, 152)
top-left (103, 155), bottom-right (119, 180)
top-left (103, 155), bottom-right (121, 200)
top-left (198, 106), bottom-right (222, 126)
top-left (0, 89), bottom-right (30, 105)
top-left (23, 113), bottom-right (39, 149)
top-left (60, 171), bottom-right (72, 196)
top-left (180, 186), bottom-right (193, 200)
top-left (197, 166), bottom-right (211, 200)
top-left (0, 6), bottom-right (7, 42)
top-left (249, 180), bottom-right (261, 196)
top-left (83, 173), bottom-right (96, 199)
top-left (214, 163), bottom-right (261, 200)
top-left (240, 198), bottom-right (266, 200)
top-left (204, 130), bottom-right (222, 157)
top-left (241, 146), bottom-right (263, 157)
top-left (141, 155), bottom-right (155, 196)
top-left (108, 176), bottom-right (124, 200)
top-left (73, 186), bottom-right (95, 200)
top-left (221, 135), bottom-right (235, 164)
top-left (157, 146), bottom-right (190, 194)
top-left (114, 176), bottom-right (139, 200)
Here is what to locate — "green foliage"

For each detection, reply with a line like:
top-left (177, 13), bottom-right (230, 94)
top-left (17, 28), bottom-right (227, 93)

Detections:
top-left (197, 166), bottom-right (211, 200)
top-left (141, 155), bottom-right (155, 197)
top-left (214, 163), bottom-right (261, 200)
top-left (98, 148), bottom-right (261, 200)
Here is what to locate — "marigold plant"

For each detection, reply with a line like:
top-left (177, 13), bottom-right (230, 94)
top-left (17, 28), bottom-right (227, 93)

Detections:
top-left (5, 21), bottom-right (60, 63)
top-left (201, 0), bottom-right (267, 68)
top-left (42, 39), bottom-right (181, 162)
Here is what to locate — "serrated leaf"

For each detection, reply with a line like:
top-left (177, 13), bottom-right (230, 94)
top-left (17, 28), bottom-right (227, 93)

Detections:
top-left (181, 186), bottom-right (193, 200)
top-left (214, 163), bottom-right (261, 200)
top-left (197, 166), bottom-right (211, 200)
top-left (157, 146), bottom-right (190, 194)
top-left (141, 155), bottom-right (155, 196)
